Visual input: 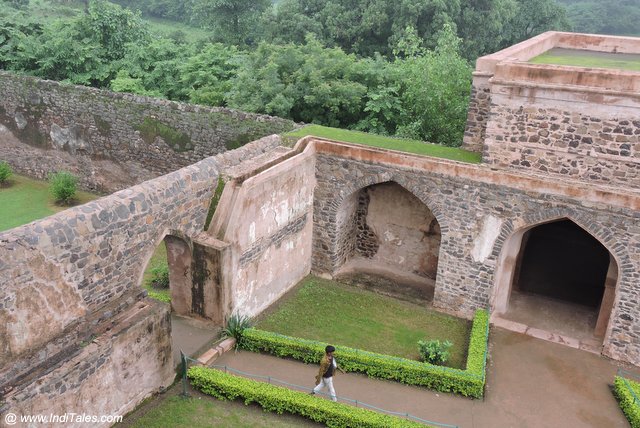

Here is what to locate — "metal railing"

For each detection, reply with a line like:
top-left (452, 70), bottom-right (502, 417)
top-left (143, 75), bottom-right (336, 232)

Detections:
top-left (179, 351), bottom-right (458, 428)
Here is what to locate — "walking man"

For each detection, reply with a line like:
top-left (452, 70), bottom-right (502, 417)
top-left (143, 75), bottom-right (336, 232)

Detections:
top-left (310, 345), bottom-right (344, 402)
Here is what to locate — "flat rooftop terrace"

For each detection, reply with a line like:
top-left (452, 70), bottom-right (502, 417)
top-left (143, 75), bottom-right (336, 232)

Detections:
top-left (530, 47), bottom-right (640, 72)
top-left (475, 31), bottom-right (640, 93)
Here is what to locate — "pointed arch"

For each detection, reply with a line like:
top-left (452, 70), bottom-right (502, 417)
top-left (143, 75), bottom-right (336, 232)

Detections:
top-left (490, 209), bottom-right (625, 346)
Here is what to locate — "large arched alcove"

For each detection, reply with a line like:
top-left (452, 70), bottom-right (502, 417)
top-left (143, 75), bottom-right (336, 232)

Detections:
top-left (334, 181), bottom-right (441, 302)
top-left (492, 218), bottom-right (618, 345)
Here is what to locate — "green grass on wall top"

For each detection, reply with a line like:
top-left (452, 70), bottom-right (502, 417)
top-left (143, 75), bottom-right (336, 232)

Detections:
top-left (530, 48), bottom-right (640, 72)
top-left (284, 125), bottom-right (482, 163)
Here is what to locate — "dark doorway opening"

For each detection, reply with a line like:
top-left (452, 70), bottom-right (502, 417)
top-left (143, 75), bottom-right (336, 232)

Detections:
top-left (497, 219), bottom-right (618, 347)
top-left (514, 220), bottom-right (609, 307)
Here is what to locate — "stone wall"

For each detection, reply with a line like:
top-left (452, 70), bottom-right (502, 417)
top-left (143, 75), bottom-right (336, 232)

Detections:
top-left (3, 302), bottom-right (173, 428)
top-left (462, 75), bottom-right (491, 153)
top-left (0, 136), bottom-right (282, 420)
top-left (483, 86), bottom-right (640, 188)
top-left (0, 72), bottom-right (296, 192)
top-left (210, 143), bottom-right (316, 317)
top-left (350, 182), bottom-right (440, 279)
top-left (310, 141), bottom-right (640, 365)
top-left (469, 31), bottom-right (640, 188)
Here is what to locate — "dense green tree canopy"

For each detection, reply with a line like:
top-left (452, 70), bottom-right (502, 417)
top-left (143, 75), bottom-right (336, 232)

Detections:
top-left (2, 0), bottom-right (634, 150)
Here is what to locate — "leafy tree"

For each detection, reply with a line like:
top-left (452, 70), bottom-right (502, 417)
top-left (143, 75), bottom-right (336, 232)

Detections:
top-left (0, 161), bottom-right (12, 185)
top-left (226, 37), bottom-right (379, 127)
top-left (504, 0), bottom-right (571, 45)
top-left (9, 20), bottom-right (106, 85)
top-left (559, 0), bottom-right (640, 36)
top-left (76, 0), bottom-right (149, 62)
top-left (179, 43), bottom-right (242, 106)
top-left (388, 25), bottom-right (472, 145)
top-left (112, 38), bottom-right (191, 99)
top-left (193, 0), bottom-right (272, 46)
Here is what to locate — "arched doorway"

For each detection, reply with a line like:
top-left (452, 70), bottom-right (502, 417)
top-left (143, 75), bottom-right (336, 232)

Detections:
top-left (334, 181), bottom-right (441, 302)
top-left (493, 218), bottom-right (618, 346)
top-left (139, 232), bottom-right (224, 366)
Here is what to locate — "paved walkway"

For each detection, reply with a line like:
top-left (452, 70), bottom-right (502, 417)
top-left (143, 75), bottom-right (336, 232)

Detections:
top-left (214, 327), bottom-right (630, 428)
top-left (171, 314), bottom-right (220, 367)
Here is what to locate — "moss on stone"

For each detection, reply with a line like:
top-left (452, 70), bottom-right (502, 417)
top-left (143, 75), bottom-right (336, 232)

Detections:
top-left (135, 116), bottom-right (192, 152)
top-left (204, 176), bottom-right (226, 231)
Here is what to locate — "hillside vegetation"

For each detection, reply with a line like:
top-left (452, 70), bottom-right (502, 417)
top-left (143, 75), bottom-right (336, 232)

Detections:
top-left (0, 0), bottom-right (634, 148)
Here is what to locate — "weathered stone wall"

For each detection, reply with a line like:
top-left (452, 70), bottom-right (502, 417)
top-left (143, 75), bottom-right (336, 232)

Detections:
top-left (462, 75), bottom-right (491, 153)
top-left (0, 72), bottom-right (296, 192)
top-left (470, 31), bottom-right (640, 188)
top-left (483, 86), bottom-right (640, 188)
top-left (212, 144), bottom-right (316, 317)
top-left (310, 141), bottom-right (640, 365)
top-left (3, 302), bottom-right (173, 428)
top-left (0, 136), bottom-right (282, 419)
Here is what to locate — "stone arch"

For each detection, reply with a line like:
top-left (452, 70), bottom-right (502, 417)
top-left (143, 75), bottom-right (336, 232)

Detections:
top-left (331, 172), bottom-right (449, 234)
top-left (138, 228), bottom-right (197, 317)
top-left (490, 208), bottom-right (627, 346)
top-left (322, 173), bottom-right (449, 275)
top-left (328, 176), bottom-right (444, 301)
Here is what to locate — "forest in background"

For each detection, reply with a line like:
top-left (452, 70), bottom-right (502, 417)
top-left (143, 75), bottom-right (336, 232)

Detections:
top-left (0, 0), bottom-right (637, 147)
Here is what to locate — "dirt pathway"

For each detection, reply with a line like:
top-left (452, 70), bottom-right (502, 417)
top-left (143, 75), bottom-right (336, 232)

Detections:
top-left (213, 327), bottom-right (630, 428)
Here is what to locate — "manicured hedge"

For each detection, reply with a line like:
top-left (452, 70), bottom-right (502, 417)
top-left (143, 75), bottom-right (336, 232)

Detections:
top-left (614, 376), bottom-right (640, 428)
top-left (187, 365), bottom-right (432, 428)
top-left (240, 309), bottom-right (489, 398)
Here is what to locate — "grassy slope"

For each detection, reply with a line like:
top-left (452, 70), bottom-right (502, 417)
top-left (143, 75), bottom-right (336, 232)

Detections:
top-left (285, 125), bottom-right (482, 163)
top-left (256, 276), bottom-right (471, 369)
top-left (530, 51), bottom-right (640, 72)
top-left (0, 174), bottom-right (96, 232)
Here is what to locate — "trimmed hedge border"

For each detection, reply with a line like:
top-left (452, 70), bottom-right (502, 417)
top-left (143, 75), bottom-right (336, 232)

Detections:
top-left (614, 376), bottom-right (640, 428)
top-left (188, 365), bottom-right (432, 428)
top-left (240, 309), bottom-right (489, 398)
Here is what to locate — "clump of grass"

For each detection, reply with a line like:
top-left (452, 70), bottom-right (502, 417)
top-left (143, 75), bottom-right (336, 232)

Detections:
top-left (49, 171), bottom-right (78, 205)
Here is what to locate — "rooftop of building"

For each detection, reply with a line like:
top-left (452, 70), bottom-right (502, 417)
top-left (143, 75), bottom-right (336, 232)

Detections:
top-left (475, 31), bottom-right (640, 93)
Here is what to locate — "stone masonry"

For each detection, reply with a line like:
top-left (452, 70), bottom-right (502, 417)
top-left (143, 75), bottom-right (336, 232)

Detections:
top-left (0, 72), bottom-right (296, 192)
top-left (2, 31), bottom-right (640, 425)
top-left (464, 31), bottom-right (640, 189)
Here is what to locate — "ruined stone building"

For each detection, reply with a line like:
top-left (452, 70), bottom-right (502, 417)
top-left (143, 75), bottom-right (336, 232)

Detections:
top-left (0, 31), bottom-right (639, 423)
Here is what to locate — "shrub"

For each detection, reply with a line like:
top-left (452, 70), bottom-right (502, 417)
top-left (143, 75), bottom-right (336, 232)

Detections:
top-left (222, 313), bottom-right (254, 341)
top-left (188, 366), bottom-right (431, 428)
top-left (150, 264), bottom-right (170, 289)
top-left (418, 339), bottom-right (452, 365)
top-left (240, 309), bottom-right (490, 398)
top-left (49, 171), bottom-right (78, 204)
top-left (614, 376), bottom-right (640, 428)
top-left (0, 161), bottom-right (12, 184)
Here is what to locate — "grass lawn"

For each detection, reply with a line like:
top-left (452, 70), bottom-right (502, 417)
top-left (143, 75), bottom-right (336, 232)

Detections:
top-left (530, 48), bottom-right (640, 72)
top-left (0, 174), bottom-right (97, 232)
top-left (0, 172), bottom-right (171, 303)
top-left (256, 276), bottom-right (471, 369)
top-left (142, 243), bottom-right (171, 303)
top-left (120, 384), bottom-right (319, 428)
top-left (284, 125), bottom-right (482, 164)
